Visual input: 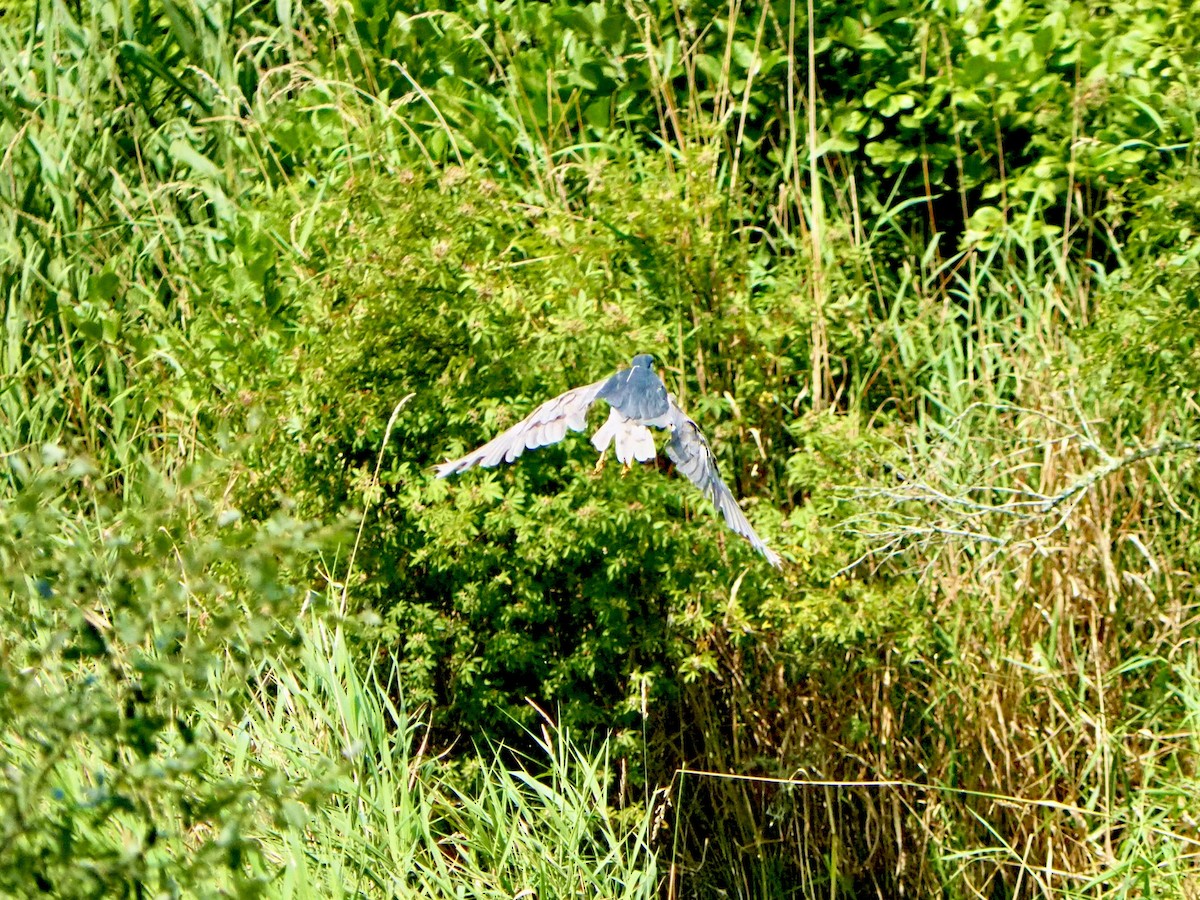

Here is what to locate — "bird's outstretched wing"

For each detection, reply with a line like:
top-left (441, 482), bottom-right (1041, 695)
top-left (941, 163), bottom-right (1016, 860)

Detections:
top-left (665, 401), bottom-right (782, 567)
top-left (435, 379), bottom-right (609, 477)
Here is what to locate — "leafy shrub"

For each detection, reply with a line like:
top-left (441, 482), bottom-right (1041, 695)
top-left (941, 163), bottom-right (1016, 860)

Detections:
top-left (1087, 162), bottom-right (1200, 407)
top-left (0, 451), bottom-right (338, 897)
top-left (240, 160), bottom-right (929, 784)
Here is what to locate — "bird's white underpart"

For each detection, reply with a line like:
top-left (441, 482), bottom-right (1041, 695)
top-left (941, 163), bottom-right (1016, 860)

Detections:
top-left (591, 408), bottom-right (658, 464)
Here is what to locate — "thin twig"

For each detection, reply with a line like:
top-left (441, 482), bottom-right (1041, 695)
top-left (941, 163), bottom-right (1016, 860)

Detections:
top-left (341, 393), bottom-right (415, 616)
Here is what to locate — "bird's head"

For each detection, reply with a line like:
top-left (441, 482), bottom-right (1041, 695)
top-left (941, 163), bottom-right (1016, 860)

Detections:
top-left (631, 353), bottom-right (655, 369)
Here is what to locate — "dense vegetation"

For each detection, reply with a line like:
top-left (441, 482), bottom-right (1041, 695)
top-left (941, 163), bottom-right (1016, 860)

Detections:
top-left (2, 0), bottom-right (1198, 896)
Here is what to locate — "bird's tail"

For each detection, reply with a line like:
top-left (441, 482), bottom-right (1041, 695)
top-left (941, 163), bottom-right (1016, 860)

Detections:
top-left (591, 409), bottom-right (657, 464)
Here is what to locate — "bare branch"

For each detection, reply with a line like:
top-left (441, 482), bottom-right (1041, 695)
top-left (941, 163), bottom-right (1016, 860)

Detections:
top-left (1037, 440), bottom-right (1200, 513)
top-left (838, 402), bottom-right (1200, 575)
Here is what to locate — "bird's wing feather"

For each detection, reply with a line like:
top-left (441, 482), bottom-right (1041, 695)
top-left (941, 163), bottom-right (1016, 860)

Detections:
top-left (436, 379), bottom-right (608, 477)
top-left (665, 401), bottom-right (782, 567)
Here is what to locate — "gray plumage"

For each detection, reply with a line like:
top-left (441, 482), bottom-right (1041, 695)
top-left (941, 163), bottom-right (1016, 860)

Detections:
top-left (436, 354), bottom-right (782, 567)
top-left (664, 405), bottom-right (782, 567)
top-left (596, 353), bottom-right (670, 422)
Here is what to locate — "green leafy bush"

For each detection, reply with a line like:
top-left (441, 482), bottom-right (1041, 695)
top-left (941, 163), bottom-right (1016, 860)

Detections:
top-left (247, 169), bottom-right (757, 737)
top-left (1088, 163), bottom-right (1200, 406)
top-left (0, 452), bottom-right (338, 897)
top-left (304, 0), bottom-right (1200, 257)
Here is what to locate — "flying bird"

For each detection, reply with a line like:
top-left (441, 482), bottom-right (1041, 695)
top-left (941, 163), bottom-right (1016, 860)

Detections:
top-left (436, 354), bottom-right (782, 567)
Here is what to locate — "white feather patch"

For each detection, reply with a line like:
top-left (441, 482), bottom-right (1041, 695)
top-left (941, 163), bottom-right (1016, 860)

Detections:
top-left (591, 408), bottom-right (657, 463)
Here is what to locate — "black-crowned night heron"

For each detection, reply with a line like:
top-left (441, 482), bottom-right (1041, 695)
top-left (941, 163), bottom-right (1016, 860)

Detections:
top-left (436, 354), bottom-right (782, 567)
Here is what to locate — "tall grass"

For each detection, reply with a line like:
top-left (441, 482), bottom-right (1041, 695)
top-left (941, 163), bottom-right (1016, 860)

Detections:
top-left (233, 619), bottom-right (661, 899)
top-left (667, 218), bottom-right (1200, 896)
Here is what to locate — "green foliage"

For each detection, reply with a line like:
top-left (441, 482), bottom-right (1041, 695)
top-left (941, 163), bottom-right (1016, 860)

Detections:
top-left (246, 166), bottom-right (838, 743)
top-left (1088, 162), bottom-right (1200, 407)
top-left (0, 453), bottom-right (659, 896)
top-left (0, 0), bottom-right (308, 468)
top-left (214, 621), bottom-right (661, 899)
top-left (3, 0), bottom-right (1200, 896)
top-left (821, 0), bottom-right (1199, 236)
top-left (0, 451), bottom-right (337, 896)
top-left (293, 0), bottom-right (1200, 256)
